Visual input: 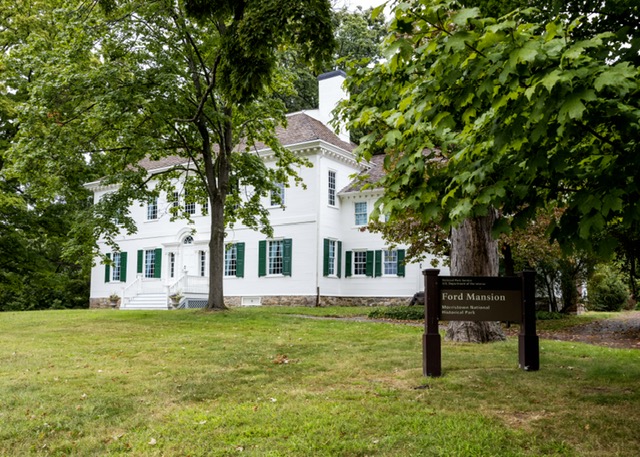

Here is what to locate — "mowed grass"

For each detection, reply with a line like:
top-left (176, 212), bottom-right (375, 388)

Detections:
top-left (0, 307), bottom-right (638, 456)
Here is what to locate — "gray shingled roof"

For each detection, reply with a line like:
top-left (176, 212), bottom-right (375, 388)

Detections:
top-left (339, 153), bottom-right (385, 193)
top-left (138, 113), bottom-right (355, 172)
top-left (247, 112), bottom-right (355, 152)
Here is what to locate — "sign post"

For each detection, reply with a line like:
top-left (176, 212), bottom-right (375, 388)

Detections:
top-left (423, 269), bottom-right (441, 377)
top-left (422, 269), bottom-right (539, 377)
top-left (519, 270), bottom-right (539, 371)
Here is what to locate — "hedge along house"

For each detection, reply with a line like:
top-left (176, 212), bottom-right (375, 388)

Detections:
top-left (87, 71), bottom-right (447, 309)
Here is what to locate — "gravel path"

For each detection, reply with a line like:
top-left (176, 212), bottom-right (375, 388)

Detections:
top-left (289, 311), bottom-right (640, 349)
top-left (536, 310), bottom-right (640, 349)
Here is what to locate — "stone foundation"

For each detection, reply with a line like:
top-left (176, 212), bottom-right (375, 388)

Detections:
top-left (225, 295), bottom-right (410, 307)
top-left (91, 295), bottom-right (410, 309)
top-left (89, 297), bottom-right (120, 309)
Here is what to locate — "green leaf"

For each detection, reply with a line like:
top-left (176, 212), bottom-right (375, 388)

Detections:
top-left (451, 8), bottom-right (480, 27)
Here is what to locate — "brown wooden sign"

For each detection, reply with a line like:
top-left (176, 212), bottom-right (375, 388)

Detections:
top-left (439, 276), bottom-right (522, 322)
top-left (422, 270), bottom-right (539, 377)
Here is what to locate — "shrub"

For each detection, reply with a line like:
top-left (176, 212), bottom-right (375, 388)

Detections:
top-left (368, 306), bottom-right (424, 321)
top-left (536, 311), bottom-right (564, 320)
top-left (587, 267), bottom-right (629, 312)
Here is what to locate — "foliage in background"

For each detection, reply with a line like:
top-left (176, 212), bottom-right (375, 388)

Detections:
top-left (4, 0), bottom-right (336, 310)
top-left (338, 0), bottom-right (640, 257)
top-left (587, 265), bottom-right (630, 312)
top-left (501, 207), bottom-right (597, 313)
top-left (0, 0), bottom-right (96, 311)
top-left (280, 6), bottom-right (387, 112)
top-left (368, 305), bottom-right (424, 321)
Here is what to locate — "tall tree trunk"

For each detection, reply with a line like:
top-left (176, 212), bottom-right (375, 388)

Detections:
top-left (204, 114), bottom-right (232, 310)
top-left (208, 194), bottom-right (227, 309)
top-left (445, 210), bottom-right (506, 342)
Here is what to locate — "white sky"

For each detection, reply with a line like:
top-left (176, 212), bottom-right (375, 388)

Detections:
top-left (335, 0), bottom-right (389, 12)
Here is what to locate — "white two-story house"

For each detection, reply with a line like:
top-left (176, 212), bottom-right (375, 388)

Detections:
top-left (87, 71), bottom-right (447, 309)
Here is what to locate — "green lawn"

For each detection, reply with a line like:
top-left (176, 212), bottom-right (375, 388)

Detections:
top-left (0, 307), bottom-right (638, 456)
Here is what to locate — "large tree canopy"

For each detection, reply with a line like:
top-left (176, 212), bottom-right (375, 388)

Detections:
top-left (339, 0), bottom-right (640, 257)
top-left (5, 0), bottom-right (335, 309)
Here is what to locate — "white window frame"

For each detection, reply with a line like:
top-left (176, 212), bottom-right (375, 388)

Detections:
top-left (169, 252), bottom-right (176, 278)
top-left (199, 250), bottom-right (206, 277)
top-left (383, 250), bottom-right (398, 276)
top-left (328, 170), bottom-right (336, 207)
top-left (353, 250), bottom-right (367, 276)
top-left (270, 183), bottom-right (285, 207)
top-left (224, 244), bottom-right (237, 277)
top-left (147, 197), bottom-right (158, 220)
top-left (268, 239), bottom-right (284, 275)
top-left (327, 239), bottom-right (336, 276)
top-left (144, 249), bottom-right (156, 278)
top-left (112, 252), bottom-right (121, 282)
top-left (355, 201), bottom-right (367, 226)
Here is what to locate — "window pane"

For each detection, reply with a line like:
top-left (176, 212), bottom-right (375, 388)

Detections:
top-left (354, 251), bottom-right (367, 275)
top-left (112, 252), bottom-right (121, 282)
top-left (268, 240), bottom-right (283, 275)
top-left (169, 253), bottom-right (175, 278)
top-left (224, 244), bottom-right (237, 277)
top-left (271, 183), bottom-right (285, 206)
top-left (144, 250), bottom-right (155, 278)
top-left (384, 250), bottom-right (398, 275)
top-left (200, 251), bottom-right (206, 277)
top-left (147, 197), bottom-right (158, 220)
top-left (328, 171), bottom-right (336, 206)
top-left (355, 202), bottom-right (367, 226)
top-left (328, 240), bottom-right (336, 276)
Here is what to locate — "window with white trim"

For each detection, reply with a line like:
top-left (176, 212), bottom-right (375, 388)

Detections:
top-left (328, 170), bottom-right (336, 206)
top-left (224, 244), bottom-right (237, 277)
top-left (268, 239), bottom-right (284, 275)
top-left (327, 240), bottom-right (336, 276)
top-left (169, 252), bottom-right (175, 278)
top-left (112, 252), bottom-right (121, 282)
top-left (144, 249), bottom-right (156, 278)
top-left (355, 201), bottom-right (367, 226)
top-left (383, 250), bottom-right (398, 275)
top-left (199, 250), bottom-right (206, 277)
top-left (184, 194), bottom-right (196, 215)
top-left (270, 183), bottom-right (285, 206)
top-left (147, 197), bottom-right (158, 220)
top-left (353, 250), bottom-right (367, 276)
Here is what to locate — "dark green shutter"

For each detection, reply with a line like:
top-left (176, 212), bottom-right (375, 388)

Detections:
top-left (337, 241), bottom-right (342, 278)
top-left (105, 253), bottom-right (111, 283)
top-left (154, 248), bottom-right (162, 278)
top-left (137, 250), bottom-right (143, 274)
top-left (345, 251), bottom-right (352, 277)
top-left (258, 240), bottom-right (266, 277)
top-left (374, 250), bottom-right (382, 277)
top-left (365, 251), bottom-right (374, 277)
top-left (283, 238), bottom-right (292, 276)
top-left (323, 239), bottom-right (330, 276)
top-left (397, 249), bottom-right (406, 277)
top-left (236, 243), bottom-right (245, 278)
top-left (121, 252), bottom-right (128, 282)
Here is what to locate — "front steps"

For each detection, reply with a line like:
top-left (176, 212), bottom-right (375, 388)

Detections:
top-left (121, 293), bottom-right (168, 310)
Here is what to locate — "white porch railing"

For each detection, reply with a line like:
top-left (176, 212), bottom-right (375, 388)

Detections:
top-left (167, 274), bottom-right (209, 297)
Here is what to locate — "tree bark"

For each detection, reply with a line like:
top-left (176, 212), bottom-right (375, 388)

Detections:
top-left (445, 210), bottom-right (506, 342)
top-left (205, 114), bottom-right (232, 310)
